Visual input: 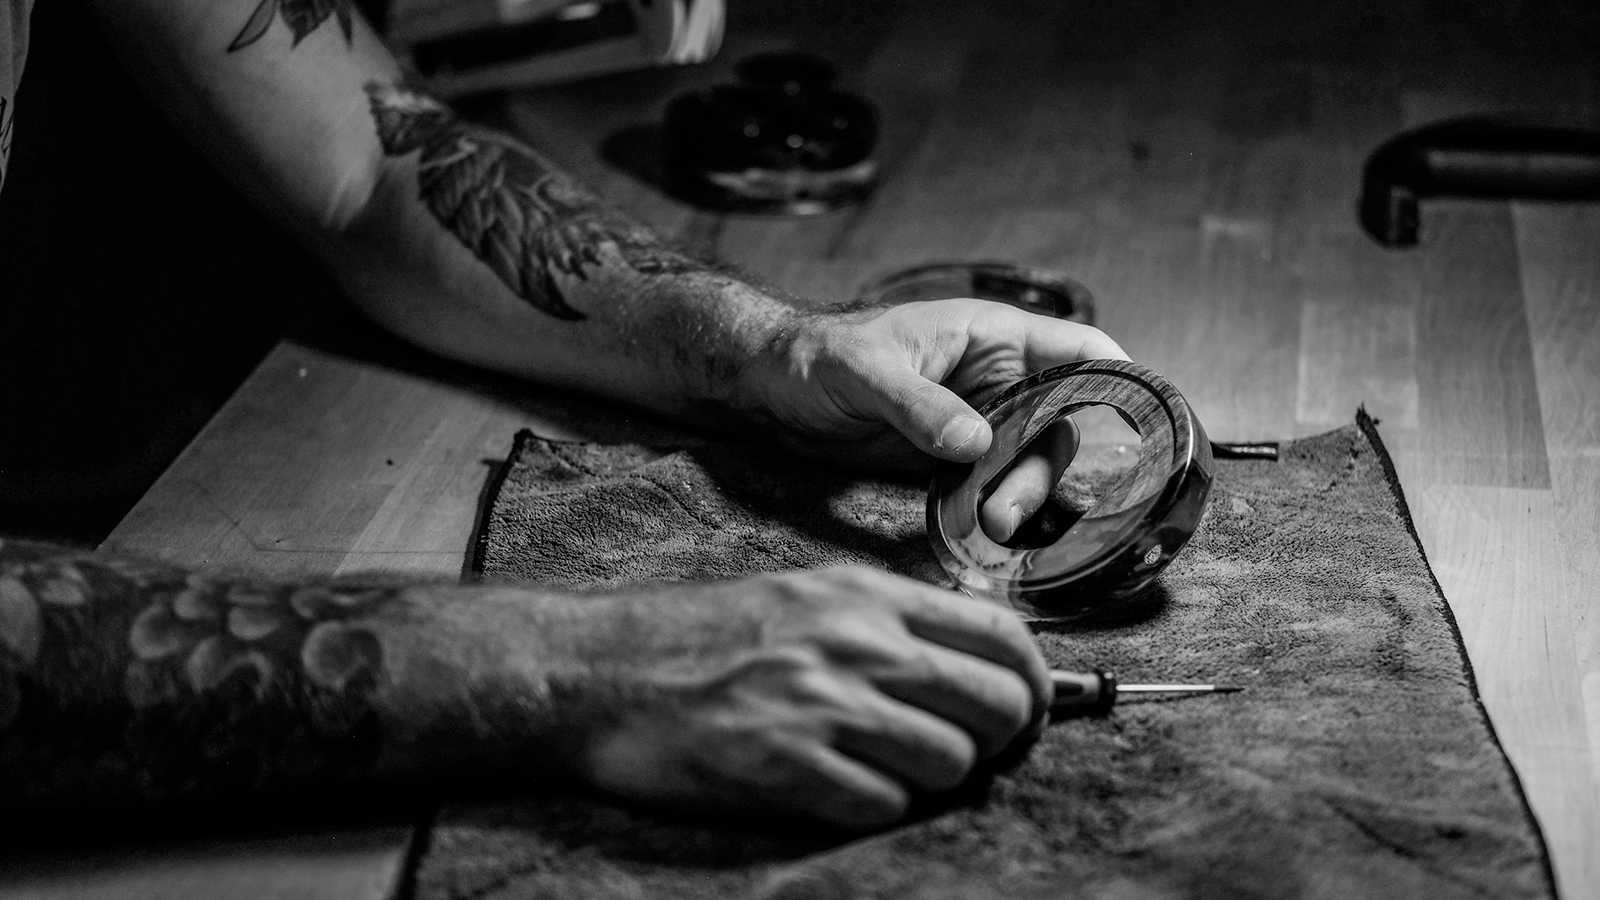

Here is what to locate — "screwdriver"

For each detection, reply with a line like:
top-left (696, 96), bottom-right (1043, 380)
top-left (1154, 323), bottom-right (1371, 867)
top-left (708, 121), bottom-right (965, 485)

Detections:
top-left (1050, 670), bottom-right (1242, 715)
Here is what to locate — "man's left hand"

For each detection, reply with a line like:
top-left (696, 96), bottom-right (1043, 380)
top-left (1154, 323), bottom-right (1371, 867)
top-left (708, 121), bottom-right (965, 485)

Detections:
top-left (745, 299), bottom-right (1130, 543)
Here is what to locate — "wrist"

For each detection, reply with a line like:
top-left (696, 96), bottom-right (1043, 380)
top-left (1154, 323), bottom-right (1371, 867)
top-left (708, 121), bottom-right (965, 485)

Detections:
top-left (662, 275), bottom-right (810, 421)
top-left (715, 301), bottom-right (870, 435)
top-left (370, 585), bottom-right (594, 788)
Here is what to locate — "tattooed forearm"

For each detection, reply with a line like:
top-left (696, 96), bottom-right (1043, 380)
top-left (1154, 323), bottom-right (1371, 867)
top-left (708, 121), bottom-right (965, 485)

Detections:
top-left (229, 0), bottom-right (355, 52)
top-left (0, 538), bottom-right (451, 812)
top-left (365, 80), bottom-right (703, 321)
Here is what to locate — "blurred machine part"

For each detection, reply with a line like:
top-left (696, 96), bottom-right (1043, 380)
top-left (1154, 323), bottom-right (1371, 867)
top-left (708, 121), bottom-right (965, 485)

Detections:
top-left (1360, 115), bottom-right (1600, 247)
top-left (387, 0), bottom-right (723, 96)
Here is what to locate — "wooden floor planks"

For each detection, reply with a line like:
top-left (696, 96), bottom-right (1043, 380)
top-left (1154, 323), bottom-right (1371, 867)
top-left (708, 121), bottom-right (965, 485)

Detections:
top-left (1418, 206), bottom-right (1552, 489)
top-left (1417, 483), bottom-right (1600, 894)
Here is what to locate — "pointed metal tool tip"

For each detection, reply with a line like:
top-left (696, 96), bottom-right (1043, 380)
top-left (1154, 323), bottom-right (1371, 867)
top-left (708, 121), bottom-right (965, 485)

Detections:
top-left (1116, 683), bottom-right (1245, 694)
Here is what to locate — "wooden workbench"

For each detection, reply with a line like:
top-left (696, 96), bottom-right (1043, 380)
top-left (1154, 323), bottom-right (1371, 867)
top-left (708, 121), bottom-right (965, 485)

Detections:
top-left (5, 0), bottom-right (1596, 896)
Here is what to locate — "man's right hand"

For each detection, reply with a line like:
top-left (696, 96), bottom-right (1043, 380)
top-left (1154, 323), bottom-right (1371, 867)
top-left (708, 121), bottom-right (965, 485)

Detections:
top-left (558, 567), bottom-right (1051, 831)
top-left (0, 539), bottom-right (1045, 827)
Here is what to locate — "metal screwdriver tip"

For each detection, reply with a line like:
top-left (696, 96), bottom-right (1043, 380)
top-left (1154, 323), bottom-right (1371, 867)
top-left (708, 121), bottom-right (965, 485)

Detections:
top-left (1118, 684), bottom-right (1243, 694)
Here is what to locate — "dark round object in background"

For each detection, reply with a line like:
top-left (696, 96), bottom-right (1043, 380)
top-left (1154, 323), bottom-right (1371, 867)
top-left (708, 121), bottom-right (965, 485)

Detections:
top-left (663, 52), bottom-right (878, 214)
top-left (735, 51), bottom-right (838, 92)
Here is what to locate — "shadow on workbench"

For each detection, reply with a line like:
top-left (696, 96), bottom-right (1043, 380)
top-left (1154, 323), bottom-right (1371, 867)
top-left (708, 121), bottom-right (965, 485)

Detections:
top-left (0, 0), bottom-right (323, 545)
top-left (0, 785), bottom-right (427, 854)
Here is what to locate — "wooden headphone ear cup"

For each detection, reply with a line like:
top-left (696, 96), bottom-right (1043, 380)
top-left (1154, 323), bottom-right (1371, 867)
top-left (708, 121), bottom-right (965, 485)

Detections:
top-left (927, 360), bottom-right (1213, 622)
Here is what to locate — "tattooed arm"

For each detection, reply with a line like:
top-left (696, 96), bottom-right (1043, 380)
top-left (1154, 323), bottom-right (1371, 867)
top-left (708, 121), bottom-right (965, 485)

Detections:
top-left (88, 0), bottom-right (1123, 531)
top-left (8, 2), bottom-right (1065, 823)
top-left (85, 0), bottom-right (796, 424)
top-left (0, 537), bottom-right (582, 813)
top-left (1, 539), bottom-right (1048, 829)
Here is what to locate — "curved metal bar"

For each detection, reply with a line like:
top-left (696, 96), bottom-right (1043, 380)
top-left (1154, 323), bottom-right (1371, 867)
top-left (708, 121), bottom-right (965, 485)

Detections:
top-left (1359, 115), bottom-right (1600, 247)
top-left (927, 359), bottom-right (1213, 621)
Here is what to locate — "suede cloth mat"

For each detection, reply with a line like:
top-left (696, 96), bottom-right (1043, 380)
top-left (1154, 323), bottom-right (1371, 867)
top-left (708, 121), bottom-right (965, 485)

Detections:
top-left (419, 414), bottom-right (1556, 900)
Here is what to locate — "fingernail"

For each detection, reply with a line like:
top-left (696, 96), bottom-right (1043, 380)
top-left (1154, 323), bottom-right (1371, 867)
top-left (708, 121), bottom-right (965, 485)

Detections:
top-left (938, 417), bottom-right (982, 453)
top-left (1006, 505), bottom-right (1023, 537)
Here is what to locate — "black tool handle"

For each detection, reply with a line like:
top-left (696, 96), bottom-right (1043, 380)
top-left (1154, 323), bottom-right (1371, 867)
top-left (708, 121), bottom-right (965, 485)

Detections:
top-left (1049, 670), bottom-right (1118, 716)
top-left (1359, 116), bottom-right (1600, 247)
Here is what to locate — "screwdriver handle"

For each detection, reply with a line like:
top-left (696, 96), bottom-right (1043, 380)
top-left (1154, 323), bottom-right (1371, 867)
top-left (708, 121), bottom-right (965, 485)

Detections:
top-left (1050, 669), bottom-right (1118, 715)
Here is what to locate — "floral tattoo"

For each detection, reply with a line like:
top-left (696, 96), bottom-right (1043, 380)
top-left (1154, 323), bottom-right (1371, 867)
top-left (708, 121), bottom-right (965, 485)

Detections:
top-left (0, 539), bottom-right (393, 809)
top-left (229, 0), bottom-right (355, 52)
top-left (221, 0), bottom-right (704, 322)
top-left (365, 81), bottom-right (701, 321)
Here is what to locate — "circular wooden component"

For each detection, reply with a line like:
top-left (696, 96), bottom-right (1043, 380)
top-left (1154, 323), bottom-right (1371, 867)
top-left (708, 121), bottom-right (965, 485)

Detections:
top-left (927, 359), bottom-right (1213, 621)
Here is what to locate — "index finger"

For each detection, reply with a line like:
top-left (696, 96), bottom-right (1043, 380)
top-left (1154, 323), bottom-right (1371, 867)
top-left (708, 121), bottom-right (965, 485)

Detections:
top-left (1020, 318), bottom-right (1131, 369)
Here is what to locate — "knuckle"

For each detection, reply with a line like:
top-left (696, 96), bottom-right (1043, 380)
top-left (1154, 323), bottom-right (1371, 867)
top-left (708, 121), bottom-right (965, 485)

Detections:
top-left (787, 664), bottom-right (851, 707)
top-left (885, 646), bottom-right (943, 690)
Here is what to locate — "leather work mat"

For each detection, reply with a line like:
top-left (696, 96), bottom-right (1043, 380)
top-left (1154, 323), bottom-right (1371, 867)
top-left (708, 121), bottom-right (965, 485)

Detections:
top-left (418, 413), bottom-right (1556, 900)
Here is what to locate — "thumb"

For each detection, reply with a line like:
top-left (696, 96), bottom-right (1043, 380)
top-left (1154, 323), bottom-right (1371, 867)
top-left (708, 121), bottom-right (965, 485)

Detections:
top-left (860, 364), bottom-right (993, 462)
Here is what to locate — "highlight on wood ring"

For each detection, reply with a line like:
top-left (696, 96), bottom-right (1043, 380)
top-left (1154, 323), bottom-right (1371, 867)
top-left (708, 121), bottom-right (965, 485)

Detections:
top-left (926, 359), bottom-right (1213, 621)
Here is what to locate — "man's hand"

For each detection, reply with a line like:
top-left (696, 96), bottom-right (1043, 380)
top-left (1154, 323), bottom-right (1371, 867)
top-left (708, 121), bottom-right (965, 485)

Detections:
top-left (745, 299), bottom-right (1129, 542)
top-left (568, 567), bottom-right (1051, 831)
top-left (0, 543), bottom-right (1044, 830)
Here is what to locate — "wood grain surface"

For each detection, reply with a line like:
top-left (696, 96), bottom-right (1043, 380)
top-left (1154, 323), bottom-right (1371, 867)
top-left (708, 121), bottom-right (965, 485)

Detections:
top-left (6, 0), bottom-right (1596, 897)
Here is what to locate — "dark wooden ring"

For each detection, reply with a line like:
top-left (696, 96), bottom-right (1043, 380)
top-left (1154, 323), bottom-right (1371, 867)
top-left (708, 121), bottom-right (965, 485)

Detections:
top-left (926, 359), bottom-right (1213, 621)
